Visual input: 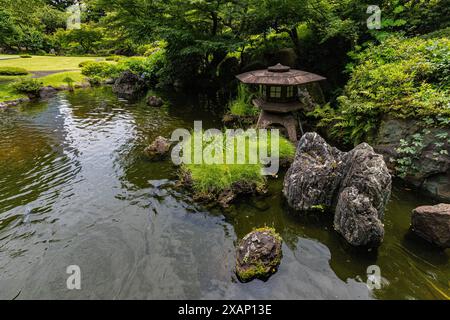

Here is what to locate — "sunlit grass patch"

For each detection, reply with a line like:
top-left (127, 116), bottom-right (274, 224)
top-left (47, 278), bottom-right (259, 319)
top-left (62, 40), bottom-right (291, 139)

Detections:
top-left (181, 131), bottom-right (295, 194)
top-left (0, 82), bottom-right (26, 102)
top-left (0, 55), bottom-right (107, 71)
top-left (40, 71), bottom-right (87, 87)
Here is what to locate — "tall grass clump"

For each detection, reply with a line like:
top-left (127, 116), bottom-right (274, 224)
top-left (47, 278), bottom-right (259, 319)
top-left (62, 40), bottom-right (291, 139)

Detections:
top-left (229, 84), bottom-right (259, 116)
top-left (182, 131), bottom-right (295, 194)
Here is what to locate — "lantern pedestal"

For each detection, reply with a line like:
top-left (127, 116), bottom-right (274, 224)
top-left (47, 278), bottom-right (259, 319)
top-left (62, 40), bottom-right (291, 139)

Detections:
top-left (256, 111), bottom-right (299, 143)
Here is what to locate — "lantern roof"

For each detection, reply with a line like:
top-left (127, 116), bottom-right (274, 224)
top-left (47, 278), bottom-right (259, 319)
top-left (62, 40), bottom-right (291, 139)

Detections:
top-left (236, 63), bottom-right (326, 86)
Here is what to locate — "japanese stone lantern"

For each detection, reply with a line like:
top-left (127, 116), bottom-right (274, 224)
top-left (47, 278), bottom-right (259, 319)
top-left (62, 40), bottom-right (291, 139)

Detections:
top-left (236, 63), bottom-right (326, 142)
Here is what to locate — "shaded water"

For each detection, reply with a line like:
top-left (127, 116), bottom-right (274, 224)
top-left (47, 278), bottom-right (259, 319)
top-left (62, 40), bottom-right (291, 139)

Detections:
top-left (0, 87), bottom-right (448, 300)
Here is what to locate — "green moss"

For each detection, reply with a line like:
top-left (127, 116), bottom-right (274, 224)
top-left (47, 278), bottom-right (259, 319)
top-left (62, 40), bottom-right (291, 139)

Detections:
top-left (236, 227), bottom-right (283, 282)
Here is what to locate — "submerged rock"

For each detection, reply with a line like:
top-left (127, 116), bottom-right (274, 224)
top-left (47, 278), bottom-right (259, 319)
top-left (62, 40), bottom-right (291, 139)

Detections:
top-left (412, 203), bottom-right (450, 248)
top-left (236, 228), bottom-right (282, 282)
top-left (113, 71), bottom-right (146, 98)
top-left (39, 86), bottom-right (58, 99)
top-left (144, 136), bottom-right (171, 161)
top-left (283, 132), bottom-right (392, 247)
top-left (147, 96), bottom-right (164, 107)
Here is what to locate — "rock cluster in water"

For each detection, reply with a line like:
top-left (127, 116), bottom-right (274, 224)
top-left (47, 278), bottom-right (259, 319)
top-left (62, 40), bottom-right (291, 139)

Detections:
top-left (235, 228), bottom-right (282, 283)
top-left (412, 203), bottom-right (450, 248)
top-left (283, 132), bottom-right (392, 247)
top-left (145, 136), bottom-right (171, 161)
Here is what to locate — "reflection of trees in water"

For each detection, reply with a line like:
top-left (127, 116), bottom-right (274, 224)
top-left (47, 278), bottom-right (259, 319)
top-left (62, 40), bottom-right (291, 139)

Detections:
top-left (112, 88), bottom-right (227, 190)
top-left (0, 98), bottom-right (82, 215)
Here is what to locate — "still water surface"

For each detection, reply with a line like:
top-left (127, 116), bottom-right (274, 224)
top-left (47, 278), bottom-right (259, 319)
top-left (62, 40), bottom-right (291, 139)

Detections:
top-left (0, 87), bottom-right (448, 300)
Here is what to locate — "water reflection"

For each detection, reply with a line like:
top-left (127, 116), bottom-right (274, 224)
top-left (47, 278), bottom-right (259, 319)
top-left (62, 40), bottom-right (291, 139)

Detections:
top-left (0, 87), bottom-right (448, 300)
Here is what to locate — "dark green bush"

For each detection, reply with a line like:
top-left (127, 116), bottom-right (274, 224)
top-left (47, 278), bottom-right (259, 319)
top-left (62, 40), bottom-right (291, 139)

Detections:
top-left (11, 78), bottom-right (43, 95)
top-left (81, 62), bottom-right (120, 79)
top-left (310, 35), bottom-right (450, 145)
top-left (20, 55), bottom-right (32, 59)
top-left (78, 60), bottom-right (94, 68)
top-left (0, 67), bottom-right (29, 76)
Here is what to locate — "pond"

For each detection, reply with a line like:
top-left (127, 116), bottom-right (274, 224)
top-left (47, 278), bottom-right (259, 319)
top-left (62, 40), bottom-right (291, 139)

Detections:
top-left (0, 87), bottom-right (448, 300)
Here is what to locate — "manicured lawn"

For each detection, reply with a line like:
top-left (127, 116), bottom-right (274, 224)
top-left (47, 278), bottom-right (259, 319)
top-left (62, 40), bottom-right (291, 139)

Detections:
top-left (0, 82), bottom-right (26, 102)
top-left (40, 71), bottom-right (87, 87)
top-left (0, 55), bottom-right (106, 71)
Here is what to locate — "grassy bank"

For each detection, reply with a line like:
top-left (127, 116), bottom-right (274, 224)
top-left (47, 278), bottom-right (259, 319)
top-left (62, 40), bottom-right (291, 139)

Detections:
top-left (0, 55), bottom-right (105, 71)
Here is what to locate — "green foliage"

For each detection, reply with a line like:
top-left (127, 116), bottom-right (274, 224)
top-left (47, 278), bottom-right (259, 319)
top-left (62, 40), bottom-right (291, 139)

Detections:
top-left (394, 133), bottom-right (425, 178)
top-left (311, 35), bottom-right (450, 146)
top-left (105, 55), bottom-right (123, 62)
top-left (0, 67), bottom-right (28, 75)
top-left (78, 60), bottom-right (94, 68)
top-left (228, 84), bottom-right (259, 117)
top-left (80, 51), bottom-right (167, 85)
top-left (20, 55), bottom-right (32, 58)
top-left (81, 62), bottom-right (120, 79)
top-left (11, 78), bottom-right (43, 95)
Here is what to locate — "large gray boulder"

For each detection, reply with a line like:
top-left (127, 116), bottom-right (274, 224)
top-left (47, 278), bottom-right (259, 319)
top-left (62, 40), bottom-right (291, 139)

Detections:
top-left (283, 133), bottom-right (392, 247)
top-left (113, 71), bottom-right (146, 98)
top-left (412, 203), bottom-right (450, 248)
top-left (374, 116), bottom-right (450, 202)
top-left (335, 144), bottom-right (391, 247)
top-left (283, 133), bottom-right (346, 211)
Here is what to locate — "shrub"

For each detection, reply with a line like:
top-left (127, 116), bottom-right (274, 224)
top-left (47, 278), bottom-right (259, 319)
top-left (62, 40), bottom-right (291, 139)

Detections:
top-left (229, 84), bottom-right (259, 116)
top-left (20, 55), bottom-right (32, 59)
top-left (0, 67), bottom-right (29, 76)
top-left (310, 35), bottom-right (450, 146)
top-left (105, 55), bottom-right (122, 62)
top-left (11, 78), bottom-right (43, 95)
top-left (78, 60), bottom-right (94, 68)
top-left (117, 50), bottom-right (167, 84)
top-left (81, 62), bottom-right (120, 79)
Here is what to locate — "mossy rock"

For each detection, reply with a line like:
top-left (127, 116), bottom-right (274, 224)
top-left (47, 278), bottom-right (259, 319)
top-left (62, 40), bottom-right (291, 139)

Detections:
top-left (236, 227), bottom-right (283, 282)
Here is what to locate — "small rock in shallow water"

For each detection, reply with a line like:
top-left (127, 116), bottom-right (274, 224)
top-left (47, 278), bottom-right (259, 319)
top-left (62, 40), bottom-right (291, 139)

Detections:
top-left (113, 71), bottom-right (146, 98)
top-left (412, 203), bottom-right (450, 248)
top-left (147, 95), bottom-right (164, 107)
top-left (236, 228), bottom-right (282, 282)
top-left (144, 136), bottom-right (171, 161)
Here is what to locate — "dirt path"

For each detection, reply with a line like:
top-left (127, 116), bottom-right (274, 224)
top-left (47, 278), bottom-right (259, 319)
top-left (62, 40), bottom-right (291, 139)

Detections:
top-left (31, 69), bottom-right (79, 78)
